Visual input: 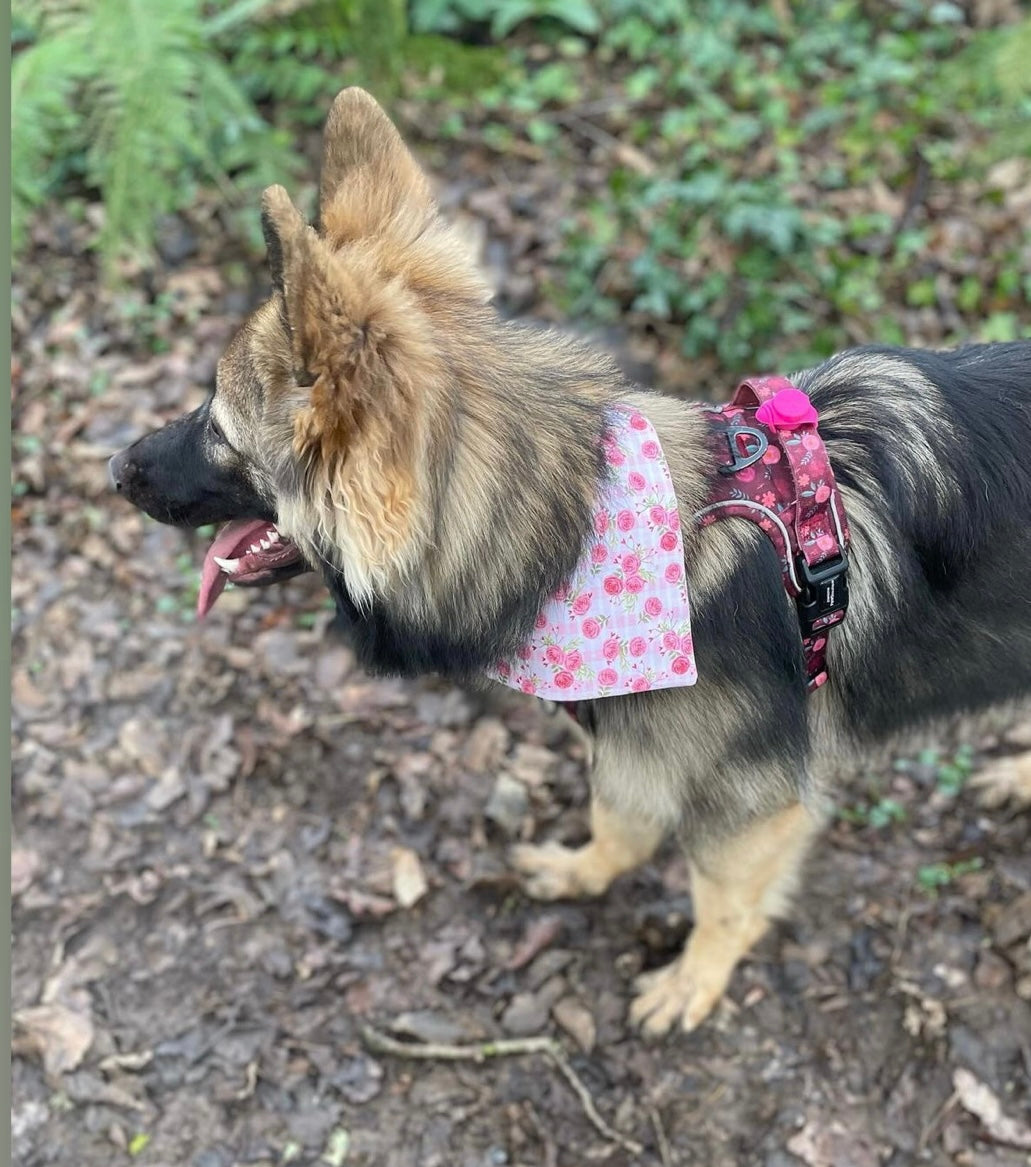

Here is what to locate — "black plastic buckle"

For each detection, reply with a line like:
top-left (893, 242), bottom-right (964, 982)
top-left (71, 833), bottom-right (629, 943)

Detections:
top-left (718, 424), bottom-right (769, 475)
top-left (796, 553), bottom-right (849, 635)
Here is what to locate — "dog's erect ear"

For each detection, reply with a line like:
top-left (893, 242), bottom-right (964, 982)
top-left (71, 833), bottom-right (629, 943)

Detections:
top-left (260, 184), bottom-right (330, 385)
top-left (261, 184), bottom-right (309, 301)
top-left (318, 87), bottom-right (434, 244)
top-left (260, 182), bottom-right (431, 465)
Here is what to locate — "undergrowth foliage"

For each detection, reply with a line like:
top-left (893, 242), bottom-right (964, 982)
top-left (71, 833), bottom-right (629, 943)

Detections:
top-left (449, 0), bottom-right (1030, 368)
top-left (11, 0), bottom-right (1031, 367)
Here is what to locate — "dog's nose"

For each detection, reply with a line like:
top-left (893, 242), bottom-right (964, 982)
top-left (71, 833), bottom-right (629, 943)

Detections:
top-left (108, 449), bottom-right (131, 492)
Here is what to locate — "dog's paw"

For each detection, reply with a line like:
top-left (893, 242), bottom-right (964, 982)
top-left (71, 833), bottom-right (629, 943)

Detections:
top-left (971, 754), bottom-right (1031, 809)
top-left (628, 957), bottom-right (725, 1037)
top-left (509, 842), bottom-right (603, 900)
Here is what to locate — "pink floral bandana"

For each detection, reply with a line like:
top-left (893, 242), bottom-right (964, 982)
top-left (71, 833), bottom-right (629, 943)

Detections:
top-left (488, 406), bottom-right (697, 700)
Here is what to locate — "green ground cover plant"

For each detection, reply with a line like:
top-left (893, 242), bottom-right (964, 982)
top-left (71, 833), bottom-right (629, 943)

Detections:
top-left (13, 0), bottom-right (1030, 368)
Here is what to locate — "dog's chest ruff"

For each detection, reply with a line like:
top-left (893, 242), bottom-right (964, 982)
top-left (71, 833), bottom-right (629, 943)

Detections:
top-left (487, 406), bottom-right (698, 699)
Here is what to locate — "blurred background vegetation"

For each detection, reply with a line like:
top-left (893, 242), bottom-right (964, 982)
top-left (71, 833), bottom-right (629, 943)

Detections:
top-left (12, 0), bottom-right (1031, 381)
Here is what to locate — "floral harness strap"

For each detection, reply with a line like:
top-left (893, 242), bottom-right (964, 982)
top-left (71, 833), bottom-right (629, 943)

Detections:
top-left (698, 376), bottom-right (851, 692)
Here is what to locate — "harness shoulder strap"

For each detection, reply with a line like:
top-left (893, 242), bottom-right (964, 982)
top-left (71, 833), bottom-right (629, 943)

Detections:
top-left (701, 377), bottom-right (851, 692)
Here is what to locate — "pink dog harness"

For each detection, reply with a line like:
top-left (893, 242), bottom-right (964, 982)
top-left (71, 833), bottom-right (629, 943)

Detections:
top-left (490, 379), bottom-right (850, 701)
top-left (699, 376), bottom-right (850, 691)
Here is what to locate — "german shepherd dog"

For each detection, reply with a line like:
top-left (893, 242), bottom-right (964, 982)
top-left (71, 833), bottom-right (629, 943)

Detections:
top-left (110, 89), bottom-right (1031, 1036)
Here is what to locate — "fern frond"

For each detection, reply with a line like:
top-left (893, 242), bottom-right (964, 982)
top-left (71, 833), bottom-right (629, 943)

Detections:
top-left (11, 0), bottom-right (298, 277)
top-left (11, 7), bottom-right (91, 246)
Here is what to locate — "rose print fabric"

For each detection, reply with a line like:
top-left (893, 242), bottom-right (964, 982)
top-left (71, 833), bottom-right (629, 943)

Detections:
top-left (488, 407), bottom-right (697, 700)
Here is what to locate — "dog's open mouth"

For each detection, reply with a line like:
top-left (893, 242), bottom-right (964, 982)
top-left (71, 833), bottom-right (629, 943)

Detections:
top-left (197, 519), bottom-right (308, 619)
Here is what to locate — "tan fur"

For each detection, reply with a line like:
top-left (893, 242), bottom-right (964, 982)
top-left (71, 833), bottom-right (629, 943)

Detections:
top-left (630, 803), bottom-right (821, 1034)
top-left (251, 100), bottom-right (494, 605)
top-left (511, 798), bottom-right (666, 899)
top-left (515, 794), bottom-right (821, 1035)
top-left (972, 750), bottom-right (1031, 807)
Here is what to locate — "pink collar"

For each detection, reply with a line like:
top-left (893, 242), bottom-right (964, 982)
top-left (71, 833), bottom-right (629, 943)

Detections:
top-left (487, 406), bottom-right (697, 699)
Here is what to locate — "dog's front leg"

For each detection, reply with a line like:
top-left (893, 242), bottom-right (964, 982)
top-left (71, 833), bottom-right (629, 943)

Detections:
top-left (630, 801), bottom-right (821, 1036)
top-left (972, 735), bottom-right (1031, 807)
top-left (510, 794), bottom-right (666, 900)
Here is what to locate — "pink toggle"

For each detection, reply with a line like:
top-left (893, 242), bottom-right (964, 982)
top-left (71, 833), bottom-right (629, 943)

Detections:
top-left (755, 387), bottom-right (819, 430)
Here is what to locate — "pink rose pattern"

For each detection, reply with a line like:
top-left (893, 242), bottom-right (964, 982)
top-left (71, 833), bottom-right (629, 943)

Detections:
top-left (487, 407), bottom-right (697, 699)
top-left (699, 375), bottom-right (851, 691)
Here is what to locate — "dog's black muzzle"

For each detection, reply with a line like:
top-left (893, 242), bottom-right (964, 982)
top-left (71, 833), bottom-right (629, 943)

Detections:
top-left (109, 408), bottom-right (272, 529)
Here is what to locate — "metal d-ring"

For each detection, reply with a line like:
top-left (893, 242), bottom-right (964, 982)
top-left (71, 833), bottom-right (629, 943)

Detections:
top-left (718, 424), bottom-right (769, 475)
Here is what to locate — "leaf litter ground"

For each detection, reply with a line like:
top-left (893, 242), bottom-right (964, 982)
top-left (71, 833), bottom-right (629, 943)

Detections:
top-left (12, 168), bottom-right (1031, 1167)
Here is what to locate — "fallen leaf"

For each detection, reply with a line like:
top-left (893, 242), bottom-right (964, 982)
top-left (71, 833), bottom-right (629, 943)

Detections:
top-left (500, 991), bottom-right (551, 1036)
top-left (391, 847), bottom-right (428, 909)
top-left (13, 1003), bottom-right (94, 1078)
top-left (322, 1127), bottom-right (351, 1166)
top-left (11, 848), bottom-right (41, 897)
top-left (553, 996), bottom-right (596, 1054)
top-left (330, 886), bottom-right (396, 919)
top-left (12, 670), bottom-right (50, 712)
top-left (953, 1067), bottom-right (1031, 1149)
top-left (611, 141), bottom-right (657, 176)
top-left (42, 934), bottom-right (119, 1002)
top-left (484, 774), bottom-right (530, 838)
top-left (506, 914), bottom-right (563, 970)
top-left (329, 1054), bottom-right (383, 1104)
top-left (388, 1010), bottom-right (486, 1044)
top-left (786, 1119), bottom-right (880, 1167)
top-left (461, 718), bottom-right (510, 772)
top-left (64, 1070), bottom-right (149, 1112)
top-left (98, 1050), bottom-right (154, 1074)
top-left (990, 891), bottom-right (1031, 948)
top-left (145, 768), bottom-right (187, 811)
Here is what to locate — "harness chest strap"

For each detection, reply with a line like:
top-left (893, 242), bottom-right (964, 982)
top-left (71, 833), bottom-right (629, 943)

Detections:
top-left (697, 376), bottom-right (851, 692)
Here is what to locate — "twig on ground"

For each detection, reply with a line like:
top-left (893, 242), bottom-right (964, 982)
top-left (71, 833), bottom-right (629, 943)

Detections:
top-left (917, 1088), bottom-right (959, 1155)
top-left (648, 1103), bottom-right (674, 1167)
top-left (359, 1022), bottom-right (644, 1157)
top-left (360, 1024), bottom-right (554, 1062)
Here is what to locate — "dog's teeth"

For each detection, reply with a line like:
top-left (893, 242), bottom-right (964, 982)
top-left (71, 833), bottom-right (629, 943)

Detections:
top-left (260, 538), bottom-right (271, 550)
top-left (214, 556), bottom-right (239, 573)
top-left (268, 531), bottom-right (280, 543)
top-left (249, 543), bottom-right (261, 554)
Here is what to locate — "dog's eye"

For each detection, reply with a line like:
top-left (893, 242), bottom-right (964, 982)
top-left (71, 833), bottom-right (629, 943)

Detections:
top-left (209, 416), bottom-right (227, 444)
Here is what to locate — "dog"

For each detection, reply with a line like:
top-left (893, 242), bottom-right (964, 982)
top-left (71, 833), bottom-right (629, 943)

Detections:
top-left (110, 88), bottom-right (1031, 1036)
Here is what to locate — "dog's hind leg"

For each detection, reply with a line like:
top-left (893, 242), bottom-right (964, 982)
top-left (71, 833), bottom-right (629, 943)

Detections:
top-left (511, 795), bottom-right (666, 900)
top-left (630, 801), bottom-right (820, 1036)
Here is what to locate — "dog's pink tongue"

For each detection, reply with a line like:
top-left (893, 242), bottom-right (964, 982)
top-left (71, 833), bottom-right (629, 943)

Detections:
top-left (197, 519), bottom-right (269, 619)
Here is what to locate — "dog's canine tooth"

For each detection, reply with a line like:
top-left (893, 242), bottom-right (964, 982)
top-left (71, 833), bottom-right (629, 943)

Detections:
top-left (260, 538), bottom-right (271, 550)
top-left (214, 556), bottom-right (239, 573)
top-left (268, 530), bottom-right (280, 543)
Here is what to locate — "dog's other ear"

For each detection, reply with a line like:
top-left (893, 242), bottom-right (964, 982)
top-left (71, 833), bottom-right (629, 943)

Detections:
top-left (261, 184), bottom-right (309, 301)
top-left (260, 184), bottom-right (329, 384)
top-left (318, 87), bottom-right (434, 245)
